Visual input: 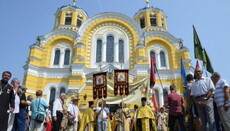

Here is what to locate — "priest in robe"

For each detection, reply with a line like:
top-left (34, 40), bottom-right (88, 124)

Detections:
top-left (0, 71), bottom-right (15, 131)
top-left (115, 102), bottom-right (131, 131)
top-left (80, 101), bottom-right (95, 131)
top-left (136, 97), bottom-right (157, 131)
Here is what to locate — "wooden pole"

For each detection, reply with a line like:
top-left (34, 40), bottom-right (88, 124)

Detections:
top-left (101, 98), bottom-right (105, 130)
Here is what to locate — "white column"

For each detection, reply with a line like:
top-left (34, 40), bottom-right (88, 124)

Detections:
top-left (155, 52), bottom-right (160, 68)
top-left (102, 42), bottom-right (106, 62)
top-left (159, 87), bottom-right (164, 107)
top-left (60, 50), bottom-right (64, 67)
top-left (114, 42), bottom-right (119, 62)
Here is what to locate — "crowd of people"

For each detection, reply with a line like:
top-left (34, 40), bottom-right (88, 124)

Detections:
top-left (0, 67), bottom-right (229, 131)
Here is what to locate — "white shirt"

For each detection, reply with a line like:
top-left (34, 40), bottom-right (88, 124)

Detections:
top-left (67, 104), bottom-right (79, 122)
top-left (46, 109), bottom-right (51, 117)
top-left (214, 79), bottom-right (230, 107)
top-left (190, 77), bottom-right (215, 96)
top-left (13, 94), bottom-right (20, 113)
top-left (52, 99), bottom-right (63, 117)
top-left (27, 100), bottom-right (31, 116)
top-left (96, 107), bottom-right (108, 122)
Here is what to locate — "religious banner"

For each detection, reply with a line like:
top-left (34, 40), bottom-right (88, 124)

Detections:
top-left (93, 72), bottom-right (107, 99)
top-left (114, 70), bottom-right (129, 96)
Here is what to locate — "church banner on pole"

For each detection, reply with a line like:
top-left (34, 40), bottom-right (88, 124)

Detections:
top-left (114, 70), bottom-right (129, 96)
top-left (93, 72), bottom-right (107, 99)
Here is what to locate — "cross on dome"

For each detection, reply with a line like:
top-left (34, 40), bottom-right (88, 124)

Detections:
top-left (146, 0), bottom-right (150, 7)
top-left (73, 0), bottom-right (77, 6)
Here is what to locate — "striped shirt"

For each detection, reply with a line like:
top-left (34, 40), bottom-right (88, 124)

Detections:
top-left (190, 77), bottom-right (215, 96)
top-left (214, 79), bottom-right (230, 107)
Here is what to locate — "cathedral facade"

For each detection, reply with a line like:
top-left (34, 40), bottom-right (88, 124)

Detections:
top-left (23, 2), bottom-right (193, 108)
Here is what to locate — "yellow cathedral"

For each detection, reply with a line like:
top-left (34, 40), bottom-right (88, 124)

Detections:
top-left (23, 1), bottom-right (193, 109)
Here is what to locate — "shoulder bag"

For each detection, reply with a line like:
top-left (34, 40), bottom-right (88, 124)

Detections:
top-left (35, 98), bottom-right (45, 123)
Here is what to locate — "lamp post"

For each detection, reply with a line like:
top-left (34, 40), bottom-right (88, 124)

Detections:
top-left (84, 94), bottom-right (87, 100)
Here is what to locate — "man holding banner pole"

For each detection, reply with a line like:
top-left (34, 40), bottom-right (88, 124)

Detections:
top-left (96, 100), bottom-right (110, 131)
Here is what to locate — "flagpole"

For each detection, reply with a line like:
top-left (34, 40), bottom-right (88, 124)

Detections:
top-left (203, 65), bottom-right (208, 77)
top-left (155, 66), bottom-right (164, 94)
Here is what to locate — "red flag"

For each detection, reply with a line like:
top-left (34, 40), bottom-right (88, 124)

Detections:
top-left (196, 59), bottom-right (200, 69)
top-left (150, 57), bottom-right (156, 88)
top-left (152, 88), bottom-right (159, 111)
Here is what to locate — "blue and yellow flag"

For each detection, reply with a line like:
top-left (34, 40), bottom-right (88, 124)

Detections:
top-left (180, 58), bottom-right (187, 86)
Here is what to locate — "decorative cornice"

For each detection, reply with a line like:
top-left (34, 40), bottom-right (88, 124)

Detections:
top-left (30, 44), bottom-right (44, 50)
top-left (28, 56), bottom-right (41, 62)
top-left (135, 56), bottom-right (148, 62)
top-left (71, 63), bottom-right (86, 76)
top-left (176, 46), bottom-right (189, 53)
top-left (72, 56), bottom-right (85, 61)
top-left (23, 62), bottom-right (194, 81)
top-left (24, 64), bottom-right (71, 78)
top-left (149, 44), bottom-right (166, 52)
top-left (55, 5), bottom-right (88, 17)
top-left (134, 6), bottom-right (165, 17)
top-left (132, 64), bottom-right (194, 79)
top-left (54, 25), bottom-right (79, 32)
top-left (37, 30), bottom-right (79, 45)
top-left (145, 31), bottom-right (182, 47)
top-left (68, 86), bottom-right (80, 90)
top-left (74, 42), bottom-right (86, 48)
top-left (78, 12), bottom-right (142, 40)
top-left (134, 44), bottom-right (146, 50)
top-left (143, 26), bottom-right (167, 32)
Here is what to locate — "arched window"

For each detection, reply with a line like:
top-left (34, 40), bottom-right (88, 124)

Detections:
top-left (96, 39), bottom-right (102, 63)
top-left (119, 39), bottom-right (124, 63)
top-left (65, 11), bottom-right (72, 25)
top-left (106, 36), bottom-right (114, 63)
top-left (150, 12), bottom-right (157, 26)
top-left (64, 50), bottom-right (70, 65)
top-left (140, 15), bottom-right (145, 28)
top-left (49, 88), bottom-right (56, 108)
top-left (155, 89), bottom-right (160, 107)
top-left (160, 51), bottom-right (166, 67)
top-left (77, 14), bottom-right (83, 27)
top-left (53, 49), bottom-right (60, 65)
top-left (163, 89), bottom-right (168, 101)
top-left (60, 88), bottom-right (66, 94)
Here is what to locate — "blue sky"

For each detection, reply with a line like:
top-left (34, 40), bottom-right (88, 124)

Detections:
top-left (0, 0), bottom-right (229, 83)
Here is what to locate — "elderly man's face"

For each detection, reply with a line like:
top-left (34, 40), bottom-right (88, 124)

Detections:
top-left (12, 81), bottom-right (20, 88)
top-left (195, 68), bottom-right (203, 79)
top-left (211, 76), bottom-right (218, 85)
top-left (60, 95), bottom-right (66, 100)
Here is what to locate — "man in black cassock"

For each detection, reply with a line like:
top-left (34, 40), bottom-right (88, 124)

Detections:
top-left (0, 71), bottom-right (15, 131)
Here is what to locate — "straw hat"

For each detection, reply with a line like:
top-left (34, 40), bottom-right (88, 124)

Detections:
top-left (71, 95), bottom-right (80, 101)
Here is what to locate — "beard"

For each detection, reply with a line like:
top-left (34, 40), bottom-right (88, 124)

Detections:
top-left (1, 79), bottom-right (8, 84)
